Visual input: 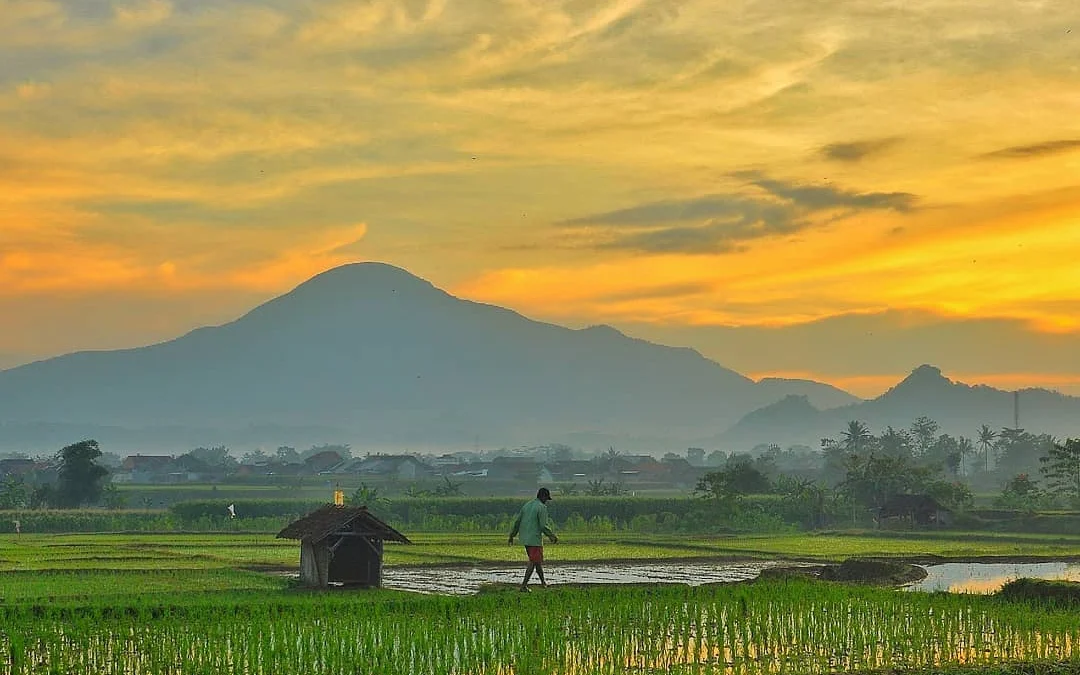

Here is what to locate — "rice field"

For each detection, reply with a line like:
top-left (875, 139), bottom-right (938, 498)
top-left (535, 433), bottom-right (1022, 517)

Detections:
top-left (4, 530), bottom-right (1080, 573)
top-left (3, 531), bottom-right (1080, 674)
top-left (3, 581), bottom-right (1079, 674)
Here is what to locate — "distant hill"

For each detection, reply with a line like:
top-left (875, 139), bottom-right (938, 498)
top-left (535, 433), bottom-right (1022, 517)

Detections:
top-left (719, 365), bottom-right (1080, 447)
top-left (0, 263), bottom-right (856, 453)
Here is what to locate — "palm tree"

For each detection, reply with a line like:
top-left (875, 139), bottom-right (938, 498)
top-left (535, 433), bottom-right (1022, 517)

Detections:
top-left (602, 446), bottom-right (622, 473)
top-left (957, 436), bottom-right (975, 476)
top-left (977, 424), bottom-right (997, 473)
top-left (841, 420), bottom-right (873, 455)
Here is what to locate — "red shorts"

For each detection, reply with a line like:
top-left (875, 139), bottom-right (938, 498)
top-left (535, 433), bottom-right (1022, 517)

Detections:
top-left (525, 546), bottom-right (544, 563)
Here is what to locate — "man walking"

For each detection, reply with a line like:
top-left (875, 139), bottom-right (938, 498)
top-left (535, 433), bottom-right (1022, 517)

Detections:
top-left (509, 487), bottom-right (558, 591)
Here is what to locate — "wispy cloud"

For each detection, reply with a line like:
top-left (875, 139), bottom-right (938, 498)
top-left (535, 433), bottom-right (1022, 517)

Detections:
top-left (981, 139), bottom-right (1080, 160)
top-left (3, 0), bottom-right (1080, 365)
top-left (559, 175), bottom-right (918, 253)
top-left (820, 137), bottom-right (901, 162)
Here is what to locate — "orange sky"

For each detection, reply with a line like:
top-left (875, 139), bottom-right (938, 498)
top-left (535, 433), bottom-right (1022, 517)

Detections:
top-left (3, 0), bottom-right (1080, 397)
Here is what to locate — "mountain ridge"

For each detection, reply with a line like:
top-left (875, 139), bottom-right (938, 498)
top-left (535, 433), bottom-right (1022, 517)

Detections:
top-left (0, 262), bottom-right (856, 452)
top-left (719, 363), bottom-right (1080, 447)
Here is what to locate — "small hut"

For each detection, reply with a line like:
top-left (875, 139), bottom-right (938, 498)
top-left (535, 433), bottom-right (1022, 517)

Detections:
top-left (277, 505), bottom-right (410, 588)
top-left (878, 494), bottom-right (951, 527)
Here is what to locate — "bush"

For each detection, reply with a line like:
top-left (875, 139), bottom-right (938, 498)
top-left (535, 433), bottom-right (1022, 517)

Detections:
top-left (999, 578), bottom-right (1080, 607)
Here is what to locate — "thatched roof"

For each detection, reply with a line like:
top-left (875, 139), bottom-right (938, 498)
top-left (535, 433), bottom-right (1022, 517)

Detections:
top-left (276, 505), bottom-right (410, 544)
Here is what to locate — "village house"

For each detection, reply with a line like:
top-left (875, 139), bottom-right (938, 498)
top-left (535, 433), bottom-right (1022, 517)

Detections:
top-left (118, 455), bottom-right (174, 483)
top-left (488, 456), bottom-right (539, 482)
top-left (0, 457), bottom-right (37, 479)
top-left (333, 455), bottom-right (433, 481)
top-left (537, 460), bottom-right (595, 484)
top-left (304, 450), bottom-right (345, 474)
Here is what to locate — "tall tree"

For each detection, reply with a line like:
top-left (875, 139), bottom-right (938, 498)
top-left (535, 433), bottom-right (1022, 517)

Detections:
top-left (189, 446), bottom-right (238, 472)
top-left (878, 426), bottom-right (914, 459)
top-left (910, 417), bottom-right (939, 457)
top-left (841, 420), bottom-right (874, 455)
top-left (957, 437), bottom-right (975, 476)
top-left (1039, 438), bottom-right (1080, 507)
top-left (977, 425), bottom-right (997, 473)
top-left (275, 446), bottom-right (301, 464)
top-left (995, 428), bottom-right (1052, 479)
top-left (54, 440), bottom-right (110, 508)
top-left (839, 453), bottom-right (933, 511)
top-left (0, 474), bottom-right (28, 509)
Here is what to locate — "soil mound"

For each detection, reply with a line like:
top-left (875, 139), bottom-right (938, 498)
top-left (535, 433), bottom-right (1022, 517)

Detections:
top-left (761, 558), bottom-right (926, 586)
top-left (820, 558), bottom-right (927, 585)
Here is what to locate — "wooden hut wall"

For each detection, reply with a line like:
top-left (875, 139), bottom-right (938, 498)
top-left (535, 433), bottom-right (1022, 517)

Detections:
top-left (300, 541), bottom-right (331, 588)
top-left (328, 537), bottom-right (384, 586)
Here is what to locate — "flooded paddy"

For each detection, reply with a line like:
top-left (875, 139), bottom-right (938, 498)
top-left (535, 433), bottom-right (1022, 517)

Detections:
top-left (383, 558), bottom-right (1080, 595)
top-left (907, 561), bottom-right (1080, 594)
top-left (382, 560), bottom-right (813, 594)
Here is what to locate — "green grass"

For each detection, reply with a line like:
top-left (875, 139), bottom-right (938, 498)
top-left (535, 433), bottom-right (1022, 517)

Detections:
top-left (0, 568), bottom-right (285, 602)
top-left (3, 580), bottom-right (1079, 674)
top-left (4, 530), bottom-right (1080, 574)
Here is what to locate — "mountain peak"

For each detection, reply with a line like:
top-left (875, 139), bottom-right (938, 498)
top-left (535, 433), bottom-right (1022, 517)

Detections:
top-left (579, 324), bottom-right (626, 337)
top-left (877, 364), bottom-right (955, 401)
top-left (904, 364), bottom-right (950, 385)
top-left (298, 262), bottom-right (436, 294)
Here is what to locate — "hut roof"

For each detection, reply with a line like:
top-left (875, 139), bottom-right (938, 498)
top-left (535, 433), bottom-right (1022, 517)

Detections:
top-left (878, 494), bottom-right (946, 517)
top-left (276, 505), bottom-right (410, 544)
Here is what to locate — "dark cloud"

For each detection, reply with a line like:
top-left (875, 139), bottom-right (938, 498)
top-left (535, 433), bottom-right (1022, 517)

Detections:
top-left (981, 139), bottom-right (1080, 160)
top-left (561, 175), bottom-right (918, 254)
top-left (598, 223), bottom-right (753, 254)
top-left (744, 174), bottom-right (918, 212)
top-left (561, 196), bottom-right (793, 228)
top-left (820, 137), bottom-right (901, 162)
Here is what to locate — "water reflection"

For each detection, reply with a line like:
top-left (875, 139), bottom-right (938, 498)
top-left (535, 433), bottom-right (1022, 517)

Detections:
top-left (906, 562), bottom-right (1080, 593)
top-left (382, 560), bottom-right (813, 595)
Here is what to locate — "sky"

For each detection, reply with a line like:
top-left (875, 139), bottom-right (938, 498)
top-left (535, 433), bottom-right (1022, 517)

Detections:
top-left (2, 0), bottom-right (1080, 397)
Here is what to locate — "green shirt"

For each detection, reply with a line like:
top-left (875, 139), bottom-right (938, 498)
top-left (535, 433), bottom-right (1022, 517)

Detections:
top-left (510, 498), bottom-right (554, 547)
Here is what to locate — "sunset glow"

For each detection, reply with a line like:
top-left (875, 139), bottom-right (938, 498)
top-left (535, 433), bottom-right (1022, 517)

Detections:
top-left (3, 0), bottom-right (1080, 393)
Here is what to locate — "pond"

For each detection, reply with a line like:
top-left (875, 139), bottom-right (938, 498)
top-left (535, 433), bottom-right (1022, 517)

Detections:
top-left (906, 561), bottom-right (1080, 594)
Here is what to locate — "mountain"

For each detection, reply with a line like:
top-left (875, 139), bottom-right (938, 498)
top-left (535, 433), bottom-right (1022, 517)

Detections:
top-left (0, 263), bottom-right (855, 453)
top-left (720, 364), bottom-right (1080, 447)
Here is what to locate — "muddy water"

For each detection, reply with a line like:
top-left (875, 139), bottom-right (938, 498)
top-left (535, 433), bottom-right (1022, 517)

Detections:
top-left (906, 561), bottom-right (1080, 594)
top-left (382, 560), bottom-right (809, 595)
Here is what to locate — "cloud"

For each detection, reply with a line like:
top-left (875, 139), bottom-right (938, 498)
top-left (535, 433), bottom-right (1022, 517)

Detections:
top-left (981, 139), bottom-right (1080, 160)
top-left (595, 281), bottom-right (714, 303)
top-left (820, 137), bottom-right (901, 162)
top-left (560, 175), bottom-right (918, 253)
top-left (3, 0), bottom-right (1080, 368)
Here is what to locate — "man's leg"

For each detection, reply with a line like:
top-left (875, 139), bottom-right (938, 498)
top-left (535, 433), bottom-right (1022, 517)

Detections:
top-left (535, 563), bottom-right (547, 587)
top-left (520, 562), bottom-right (535, 590)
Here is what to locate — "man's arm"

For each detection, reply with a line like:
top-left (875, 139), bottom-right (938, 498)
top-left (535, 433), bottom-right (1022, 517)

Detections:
top-left (508, 512), bottom-right (522, 544)
top-left (538, 503), bottom-right (558, 543)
